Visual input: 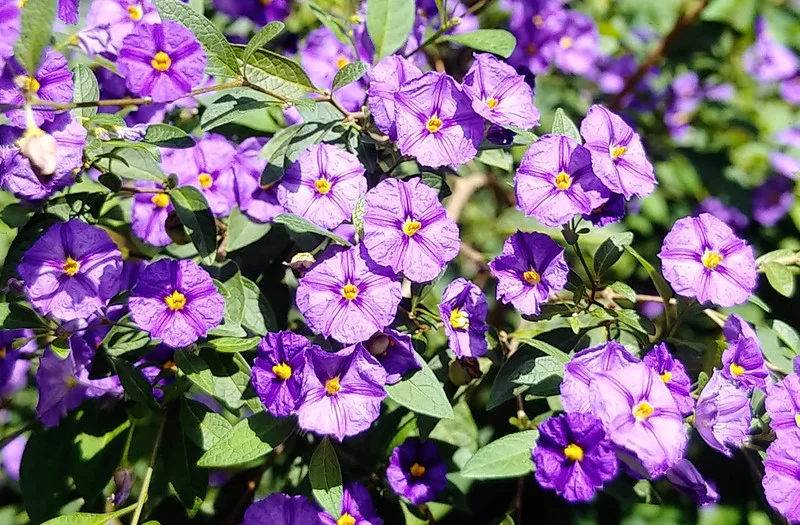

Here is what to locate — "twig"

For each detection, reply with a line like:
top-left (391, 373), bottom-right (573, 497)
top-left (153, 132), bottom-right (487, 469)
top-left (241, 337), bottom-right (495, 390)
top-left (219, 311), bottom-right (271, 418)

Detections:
top-left (445, 173), bottom-right (488, 221)
top-left (130, 414), bottom-right (167, 525)
top-left (514, 477), bottom-right (524, 524)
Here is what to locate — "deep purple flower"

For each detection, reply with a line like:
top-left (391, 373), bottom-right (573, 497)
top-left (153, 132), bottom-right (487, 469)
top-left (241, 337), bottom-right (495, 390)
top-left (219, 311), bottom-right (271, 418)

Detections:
top-left (297, 344), bottom-right (386, 441)
top-left (438, 278), bottom-right (489, 359)
top-left (251, 331), bottom-right (310, 418)
top-left (489, 231), bottom-right (568, 316)
top-left (300, 27), bottom-right (366, 113)
top-left (233, 137), bottom-right (283, 224)
top-left (515, 134), bottom-right (610, 227)
top-left (86, 0), bottom-right (160, 54)
top-left (394, 71), bottom-right (484, 168)
top-left (362, 177), bottom-right (460, 283)
top-left (642, 343), bottom-right (694, 415)
top-left (58, 0), bottom-right (79, 24)
top-left (1, 434), bottom-right (26, 482)
top-left (533, 412), bottom-right (618, 502)
top-left (487, 124), bottom-right (515, 146)
top-left (367, 55), bottom-right (423, 141)
top-left (742, 18), bottom-right (798, 83)
top-left (696, 197), bottom-right (749, 232)
top-left (129, 258), bottom-right (225, 348)
top-left (590, 362), bottom-right (688, 477)
top-left (118, 21), bottom-right (207, 102)
top-left (560, 341), bottom-right (639, 414)
top-left (766, 373), bottom-right (800, 438)
top-left (386, 438), bottom-right (448, 505)
top-left (721, 314), bottom-right (768, 391)
top-left (695, 369), bottom-right (751, 457)
top-left (319, 482), bottom-right (382, 525)
top-left (212, 0), bottom-right (290, 26)
top-left (763, 432), bottom-right (800, 522)
top-left (241, 493), bottom-right (320, 525)
top-left (580, 104), bottom-right (656, 199)
top-left (462, 53), bottom-right (540, 129)
top-left (752, 176), bottom-right (794, 227)
top-left (0, 49), bottom-right (73, 127)
top-left (162, 134), bottom-right (237, 217)
top-left (666, 459), bottom-right (719, 506)
top-left (18, 220), bottom-right (122, 321)
top-left (277, 144), bottom-right (367, 230)
top-left (0, 329), bottom-right (35, 398)
top-left (364, 329), bottom-right (421, 385)
top-left (0, 1), bottom-right (20, 71)
top-left (296, 245), bottom-right (402, 344)
top-left (658, 213), bottom-right (757, 307)
top-left (582, 193), bottom-right (626, 227)
top-left (131, 183), bottom-right (172, 247)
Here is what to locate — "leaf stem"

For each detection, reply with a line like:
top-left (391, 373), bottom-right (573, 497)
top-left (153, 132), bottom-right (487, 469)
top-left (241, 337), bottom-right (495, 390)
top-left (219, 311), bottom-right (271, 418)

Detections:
top-left (130, 414), bottom-right (167, 525)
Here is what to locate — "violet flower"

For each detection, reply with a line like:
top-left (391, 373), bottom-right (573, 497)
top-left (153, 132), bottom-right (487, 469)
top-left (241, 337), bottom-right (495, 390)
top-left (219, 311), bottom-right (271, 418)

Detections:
top-left (85, 0), bottom-right (160, 54)
top-left (763, 432), bottom-right (800, 522)
top-left (582, 193), bottom-right (626, 227)
top-left (665, 459), bottom-right (719, 507)
top-left (367, 55), bottom-right (423, 141)
top-left (765, 373), bottom-right (800, 438)
top-left (300, 27), bottom-right (367, 113)
top-left (212, 0), bottom-right (290, 26)
top-left (561, 341), bottom-right (640, 414)
top-left (386, 438), bottom-right (448, 505)
top-left (319, 482), bottom-right (383, 525)
top-left (0, 1), bottom-right (20, 72)
top-left (695, 369), bottom-right (752, 457)
top-left (642, 343), bottom-right (694, 415)
top-left (251, 331), bottom-right (310, 418)
top-left (742, 18), bottom-right (798, 83)
top-left (721, 314), bottom-right (768, 391)
top-left (696, 197), bottom-right (749, 232)
top-left (233, 137), bottom-right (283, 224)
top-left (241, 493), bottom-right (320, 525)
top-left (0, 49), bottom-right (73, 128)
top-left (131, 182), bottom-right (172, 247)
top-left (438, 278), bottom-right (489, 359)
top-left (752, 176), bottom-right (795, 227)
top-left (364, 329), bottom-right (421, 385)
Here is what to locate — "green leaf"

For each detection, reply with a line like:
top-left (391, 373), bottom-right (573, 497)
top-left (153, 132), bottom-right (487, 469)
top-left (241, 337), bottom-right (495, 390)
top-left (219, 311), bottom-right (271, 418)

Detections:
top-left (772, 320), bottom-right (800, 355)
top-left (308, 2), bottom-right (350, 43)
top-left (226, 207), bottom-right (272, 252)
top-left (333, 61), bottom-right (370, 91)
top-left (511, 355), bottom-right (564, 388)
top-left (236, 47), bottom-right (318, 100)
top-left (0, 302), bottom-right (47, 330)
top-left (164, 413), bottom-right (207, 515)
top-left (763, 262), bottom-right (795, 297)
top-left (460, 430), bottom-right (538, 479)
top-left (593, 232), bottom-right (634, 276)
top-left (198, 412), bottom-right (296, 467)
top-left (309, 438), bottom-right (343, 518)
top-left (170, 186), bottom-right (217, 260)
top-left (206, 336), bottom-right (261, 353)
top-left (154, 0), bottom-right (241, 76)
top-left (367, 0), bottom-right (416, 59)
top-left (757, 325), bottom-right (795, 374)
top-left (551, 108), bottom-right (582, 143)
top-left (103, 314), bottom-right (158, 357)
top-left (488, 344), bottom-right (565, 410)
top-left (477, 149), bottom-right (513, 171)
top-left (174, 349), bottom-right (258, 411)
top-left (50, 338), bottom-right (70, 359)
top-left (72, 65), bottom-right (99, 119)
top-left (209, 273), bottom-right (247, 337)
top-left (441, 29), bottom-right (517, 59)
top-left (258, 124), bottom-right (302, 185)
top-left (241, 277), bottom-right (277, 335)
top-left (517, 338), bottom-right (570, 364)
top-left (352, 196), bottom-right (366, 240)
top-left (14, 0), bottom-right (57, 74)
top-left (609, 281), bottom-right (637, 303)
top-left (71, 413), bottom-right (130, 502)
top-left (625, 245), bottom-right (673, 304)
top-left (21, 423), bottom-right (76, 523)
top-left (243, 21), bottom-right (285, 71)
top-left (200, 89), bottom-right (279, 131)
top-left (94, 147), bottom-right (167, 182)
top-left (143, 124), bottom-right (195, 148)
top-left (41, 505), bottom-right (136, 525)
top-left (385, 357), bottom-right (454, 419)
top-left (180, 399), bottom-right (234, 451)
top-left (111, 358), bottom-right (157, 409)
top-left (274, 213), bottom-right (353, 246)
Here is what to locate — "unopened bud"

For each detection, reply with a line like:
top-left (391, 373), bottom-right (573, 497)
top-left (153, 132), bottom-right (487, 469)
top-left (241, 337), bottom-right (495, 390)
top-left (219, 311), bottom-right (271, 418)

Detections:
top-left (19, 128), bottom-right (57, 180)
top-left (365, 333), bottom-right (390, 357)
top-left (284, 252), bottom-right (316, 272)
top-left (110, 468), bottom-right (134, 507)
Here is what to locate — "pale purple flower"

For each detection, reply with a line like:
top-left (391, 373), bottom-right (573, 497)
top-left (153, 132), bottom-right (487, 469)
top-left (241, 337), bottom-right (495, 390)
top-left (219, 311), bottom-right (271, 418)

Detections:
top-left (58, 0), bottom-right (79, 24)
top-left (0, 329), bottom-right (35, 398)
top-left (696, 197), bottom-right (749, 232)
top-left (251, 331), bottom-right (311, 418)
top-left (776, 126), bottom-right (800, 148)
top-left (300, 27), bottom-right (366, 113)
top-left (386, 438), bottom-right (448, 505)
top-left (695, 369), bottom-right (751, 457)
top-left (770, 151), bottom-right (800, 180)
top-left (561, 341), bottom-right (639, 414)
top-left (742, 18), bottom-right (799, 83)
top-left (752, 176), bottom-right (795, 227)
top-left (766, 373), bottom-right (800, 438)
top-left (0, 1), bottom-right (20, 71)
top-left (233, 137), bottom-right (282, 224)
top-left (75, 23), bottom-right (115, 56)
top-left (642, 343), bottom-right (694, 415)
top-left (277, 144), bottom-right (366, 230)
top-left (319, 482), bottom-right (383, 525)
top-left (0, 49), bottom-right (73, 127)
top-left (666, 459), bottom-right (719, 506)
top-left (582, 193), bottom-right (626, 227)
top-left (364, 329), bottom-right (421, 385)
top-left (439, 278), bottom-right (489, 359)
top-left (86, 0), bottom-right (160, 54)
top-left (658, 213), bottom-right (757, 307)
top-left (721, 314), bottom-right (768, 391)
top-left (367, 55), bottom-right (423, 141)
top-left (763, 432), bottom-right (800, 522)
top-left (131, 183), bottom-right (172, 247)
top-left (780, 75), bottom-right (800, 105)
top-left (1, 434), bottom-right (26, 482)
top-left (241, 493), bottom-right (320, 525)
top-left (362, 177), bottom-right (460, 283)
top-left (212, 0), bottom-right (290, 26)
top-left (546, 10), bottom-right (599, 76)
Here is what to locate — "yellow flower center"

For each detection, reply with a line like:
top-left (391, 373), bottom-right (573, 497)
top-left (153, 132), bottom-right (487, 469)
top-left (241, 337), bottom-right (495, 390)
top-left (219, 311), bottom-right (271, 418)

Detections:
top-left (315, 178), bottom-right (331, 194)
top-left (660, 371), bottom-right (672, 383)
top-left (151, 193), bottom-right (170, 208)
top-left (729, 363), bottom-right (745, 377)
top-left (66, 375), bottom-right (81, 388)
top-left (523, 269), bottom-right (541, 286)
top-left (559, 36), bottom-right (573, 49)
top-left (198, 173), bottom-right (213, 188)
top-left (342, 283), bottom-right (358, 301)
top-left (532, 14), bottom-right (544, 27)
top-left (611, 145), bottom-right (627, 160)
top-left (151, 51), bottom-right (172, 72)
top-left (164, 290), bottom-right (187, 311)
top-left (0, 347), bottom-right (7, 360)
top-left (410, 463), bottom-right (426, 477)
top-left (402, 218), bottom-right (422, 236)
top-left (337, 514), bottom-right (356, 525)
top-left (563, 443), bottom-right (584, 462)
top-left (701, 249), bottom-right (723, 270)
top-left (15, 75), bottom-right (40, 93)
top-left (426, 116), bottom-right (443, 133)
top-left (486, 97), bottom-right (499, 109)
top-left (795, 413), bottom-right (800, 428)
top-left (325, 377), bottom-right (341, 396)
top-left (128, 5), bottom-right (143, 21)
top-left (555, 171), bottom-right (572, 190)
top-left (261, 0), bottom-right (273, 5)
top-left (449, 308), bottom-right (470, 330)
top-left (18, 0), bottom-right (29, 8)
top-left (336, 56), bottom-right (350, 69)
top-left (272, 362), bottom-right (292, 380)
top-left (63, 257), bottom-right (80, 276)
top-left (632, 401), bottom-right (654, 421)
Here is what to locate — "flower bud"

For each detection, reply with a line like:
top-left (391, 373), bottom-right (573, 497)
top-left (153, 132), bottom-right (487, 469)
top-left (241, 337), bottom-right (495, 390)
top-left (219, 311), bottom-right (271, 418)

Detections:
top-left (365, 333), bottom-right (390, 357)
top-left (110, 468), bottom-right (134, 507)
top-left (284, 252), bottom-right (316, 272)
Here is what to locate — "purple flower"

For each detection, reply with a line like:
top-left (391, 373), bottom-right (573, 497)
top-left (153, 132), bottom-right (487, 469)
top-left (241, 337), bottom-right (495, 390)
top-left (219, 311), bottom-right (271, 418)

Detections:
top-left (546, 10), bottom-right (599, 76)
top-left (665, 459), bottom-right (719, 506)
top-left (720, 314), bottom-right (768, 391)
top-left (695, 370), bottom-right (751, 457)
top-left (696, 197), bottom-right (749, 232)
top-left (515, 134), bottom-right (610, 227)
top-left (770, 151), bottom-right (800, 180)
top-left (319, 482), bottom-right (383, 525)
top-left (0, 329), bottom-right (35, 398)
top-left (438, 278), bottom-right (489, 359)
top-left (642, 343), bottom-right (694, 416)
top-left (742, 18), bottom-right (798, 83)
top-left (367, 55), bottom-right (423, 141)
top-left (658, 213), bottom-right (757, 307)
top-left (58, 0), bottom-right (79, 24)
top-left (394, 71), bottom-right (484, 168)
top-left (251, 331), bottom-right (310, 418)
top-left (753, 176), bottom-right (794, 227)
top-left (75, 23), bottom-right (115, 57)
top-left (560, 341), bottom-right (639, 414)
top-left (86, 0), bottom-right (160, 54)
top-left (18, 220), bottom-right (123, 322)
top-left (233, 137), bottom-right (283, 224)
top-left (489, 231), bottom-right (568, 317)
top-left (277, 144), bottom-right (367, 230)
top-left (364, 329), bottom-right (421, 385)
top-left (241, 493), bottom-right (320, 525)
top-left (0, 49), bottom-right (73, 128)
top-left (1, 434), bottom-right (26, 482)
top-left (763, 432), bottom-right (800, 522)
top-left (590, 362), bottom-right (688, 477)
top-left (297, 344), bottom-right (386, 441)
top-left (387, 438), bottom-right (448, 505)
top-left (462, 53), bottom-right (540, 129)
top-left (362, 177), bottom-right (460, 283)
top-left (765, 373), bottom-right (800, 438)
top-left (118, 21), bottom-right (207, 102)
top-left (582, 193), bottom-right (626, 227)
top-left (162, 134), bottom-right (237, 217)
top-left (533, 412), bottom-right (619, 502)
top-left (129, 258), bottom-right (225, 348)
top-left (212, 0), bottom-right (290, 26)
top-left (300, 27), bottom-right (366, 113)
top-left (0, 1), bottom-right (20, 72)
top-left (579, 104), bottom-right (656, 199)
top-left (776, 126), bottom-right (800, 148)
top-left (296, 245), bottom-right (402, 344)
top-left (780, 75), bottom-right (800, 105)
top-left (131, 183), bottom-right (172, 247)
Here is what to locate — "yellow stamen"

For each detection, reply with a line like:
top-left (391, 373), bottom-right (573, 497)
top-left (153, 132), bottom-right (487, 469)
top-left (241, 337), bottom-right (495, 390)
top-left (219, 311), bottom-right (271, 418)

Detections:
top-left (559, 36), bottom-right (573, 49)
top-left (610, 145), bottom-right (627, 160)
top-left (701, 249), bottom-right (723, 270)
top-left (15, 75), bottom-right (40, 93)
top-left (337, 514), bottom-right (356, 525)
top-left (342, 283), bottom-right (358, 301)
top-left (486, 97), bottom-right (499, 110)
top-left (67, 34), bottom-right (79, 45)
top-left (426, 116), bottom-right (443, 133)
top-left (325, 377), bottom-right (341, 396)
top-left (555, 171), bottom-right (572, 191)
top-left (336, 56), bottom-right (349, 69)
top-left (402, 218), bottom-right (422, 236)
top-left (449, 308), bottom-right (470, 330)
top-left (660, 371), bottom-right (672, 383)
top-left (198, 173), bottom-right (213, 188)
top-left (261, 0), bottom-right (273, 5)
top-left (272, 362), bottom-right (292, 380)
top-left (66, 375), bottom-right (80, 388)
top-left (164, 290), bottom-right (187, 311)
top-left (632, 401), bottom-right (654, 421)
top-left (523, 269), bottom-right (540, 286)
top-left (63, 257), bottom-right (80, 276)
top-left (0, 347), bottom-right (6, 359)
top-left (151, 51), bottom-right (172, 72)
top-left (151, 193), bottom-right (170, 208)
top-left (563, 443), bottom-right (584, 462)
top-left (729, 363), bottom-right (745, 377)
top-left (410, 463), bottom-right (426, 477)
top-left (795, 413), bottom-right (800, 428)
top-left (315, 178), bottom-right (331, 194)
top-left (128, 5), bottom-right (143, 21)
top-left (18, 0), bottom-right (29, 8)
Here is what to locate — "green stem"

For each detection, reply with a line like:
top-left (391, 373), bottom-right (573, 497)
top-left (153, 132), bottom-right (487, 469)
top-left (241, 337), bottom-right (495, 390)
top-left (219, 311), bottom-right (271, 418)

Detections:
top-left (668, 299), bottom-right (697, 338)
top-left (0, 421), bottom-right (34, 451)
top-left (130, 414), bottom-right (167, 525)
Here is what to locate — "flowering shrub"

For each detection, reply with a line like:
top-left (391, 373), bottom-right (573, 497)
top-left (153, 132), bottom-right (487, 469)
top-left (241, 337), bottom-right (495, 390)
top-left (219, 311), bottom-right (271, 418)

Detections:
top-left (1, 0), bottom-right (799, 524)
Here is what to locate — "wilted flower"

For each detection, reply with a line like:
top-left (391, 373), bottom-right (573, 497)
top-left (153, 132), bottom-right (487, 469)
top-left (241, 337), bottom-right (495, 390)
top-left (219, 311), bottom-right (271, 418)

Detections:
top-left (251, 331), bottom-right (310, 418)
top-left (85, 0), bottom-right (160, 54)
top-left (642, 343), bottom-right (694, 415)
top-left (439, 278), bottom-right (489, 359)
top-left (386, 438), bottom-right (448, 505)
top-left (561, 341), bottom-right (640, 414)
top-left (765, 373), bottom-right (800, 438)
top-left (368, 55), bottom-right (423, 141)
top-left (666, 459), bottom-right (719, 506)
top-left (241, 493), bottom-right (320, 525)
top-left (752, 176), bottom-right (795, 227)
top-left (763, 432), bottom-right (800, 522)
top-left (0, 49), bottom-right (73, 128)
top-left (721, 314), bottom-right (768, 391)
top-left (233, 137), bottom-right (283, 224)
top-left (364, 329), bottom-right (421, 385)
top-left (319, 482), bottom-right (383, 525)
top-left (695, 369), bottom-right (752, 457)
